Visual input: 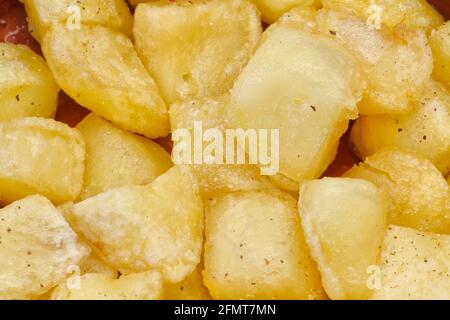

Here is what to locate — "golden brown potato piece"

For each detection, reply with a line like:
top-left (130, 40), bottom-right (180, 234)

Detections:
top-left (0, 195), bottom-right (89, 300)
top-left (299, 178), bottom-right (387, 300)
top-left (165, 265), bottom-right (211, 300)
top-left (351, 81), bottom-right (450, 175)
top-left (252, 0), bottom-right (319, 23)
top-left (22, 0), bottom-right (133, 42)
top-left (429, 21), bottom-right (450, 89)
top-left (345, 150), bottom-right (450, 234)
top-left (42, 24), bottom-right (169, 138)
top-left (204, 190), bottom-right (325, 300)
top-left (68, 166), bottom-right (204, 283)
top-left (225, 23), bottom-right (363, 182)
top-left (371, 225), bottom-right (450, 300)
top-left (76, 114), bottom-right (172, 200)
top-left (51, 271), bottom-right (163, 300)
top-left (133, 0), bottom-right (261, 105)
top-left (0, 43), bottom-right (58, 122)
top-left (0, 117), bottom-right (85, 205)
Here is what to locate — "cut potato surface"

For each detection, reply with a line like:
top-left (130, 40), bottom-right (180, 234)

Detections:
top-left (345, 150), bottom-right (450, 234)
top-left (22, 0), bottom-right (133, 42)
top-left (80, 250), bottom-right (118, 278)
top-left (165, 265), bottom-right (211, 300)
top-left (42, 23), bottom-right (169, 138)
top-left (133, 0), bottom-right (261, 105)
top-left (252, 0), bottom-right (319, 23)
top-left (51, 271), bottom-right (163, 300)
top-left (429, 21), bottom-right (450, 89)
top-left (0, 117), bottom-right (85, 205)
top-left (204, 190), bottom-right (325, 300)
top-left (225, 23), bottom-right (362, 182)
top-left (0, 195), bottom-right (89, 300)
top-left (371, 225), bottom-right (450, 300)
top-left (77, 114), bottom-right (173, 200)
top-left (299, 178), bottom-right (387, 300)
top-left (68, 166), bottom-right (204, 283)
top-left (0, 43), bottom-right (58, 122)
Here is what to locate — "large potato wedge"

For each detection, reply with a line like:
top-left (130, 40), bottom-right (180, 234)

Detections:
top-left (0, 195), bottom-right (89, 299)
top-left (77, 114), bottom-right (172, 200)
top-left (42, 24), bottom-right (169, 138)
top-left (299, 178), bottom-right (387, 300)
top-left (371, 225), bottom-right (450, 300)
top-left (133, 0), bottom-right (261, 105)
top-left (204, 190), bottom-right (325, 300)
top-left (0, 117), bottom-right (84, 205)
top-left (68, 166), bottom-right (204, 283)
top-left (0, 43), bottom-right (58, 122)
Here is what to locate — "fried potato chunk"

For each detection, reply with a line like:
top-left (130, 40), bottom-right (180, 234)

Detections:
top-left (299, 178), bottom-right (387, 300)
top-left (22, 0), bottom-right (133, 42)
top-left (76, 114), bottom-right (172, 200)
top-left (51, 271), bottom-right (163, 300)
top-left (225, 23), bottom-right (363, 182)
top-left (204, 190), bottom-right (325, 300)
top-left (165, 265), bottom-right (211, 300)
top-left (0, 195), bottom-right (89, 299)
top-left (80, 250), bottom-right (118, 278)
top-left (42, 24), bottom-right (169, 138)
top-left (252, 0), bottom-right (319, 23)
top-left (371, 225), bottom-right (450, 300)
top-left (68, 166), bottom-right (204, 283)
top-left (0, 43), bottom-right (58, 122)
top-left (0, 117), bottom-right (84, 205)
top-left (133, 0), bottom-right (261, 105)
top-left (351, 81), bottom-right (450, 175)
top-left (429, 21), bottom-right (450, 89)
top-left (345, 150), bottom-right (450, 234)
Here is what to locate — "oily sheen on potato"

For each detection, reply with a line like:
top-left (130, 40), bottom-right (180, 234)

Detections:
top-left (133, 0), bottom-right (262, 105)
top-left (0, 117), bottom-right (84, 205)
top-left (299, 178), bottom-right (387, 300)
top-left (0, 43), bottom-right (58, 122)
top-left (0, 195), bottom-right (89, 300)
top-left (68, 166), bottom-right (204, 283)
top-left (42, 23), bottom-right (169, 138)
top-left (225, 23), bottom-right (363, 182)
top-left (204, 190), bottom-right (325, 300)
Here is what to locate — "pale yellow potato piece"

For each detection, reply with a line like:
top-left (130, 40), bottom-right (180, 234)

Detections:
top-left (299, 178), bottom-right (388, 300)
top-left (371, 225), bottom-right (450, 300)
top-left (42, 24), bottom-right (169, 138)
top-left (165, 265), bottom-right (211, 300)
top-left (316, 9), bottom-right (432, 115)
top-left (0, 43), bottom-right (58, 122)
top-left (22, 0), bottom-right (133, 42)
top-left (69, 166), bottom-right (204, 283)
top-left (51, 271), bottom-right (163, 300)
top-left (345, 150), bottom-right (450, 234)
top-left (204, 190), bottom-right (325, 300)
top-left (351, 81), bottom-right (450, 175)
top-left (252, 0), bottom-right (319, 23)
top-left (225, 23), bottom-right (362, 182)
top-left (133, 0), bottom-right (261, 105)
top-left (77, 114), bottom-right (172, 200)
top-left (429, 21), bottom-right (450, 89)
top-left (0, 195), bottom-right (89, 300)
top-left (80, 250), bottom-right (118, 278)
top-left (0, 117), bottom-right (84, 205)
top-left (322, 0), bottom-right (443, 32)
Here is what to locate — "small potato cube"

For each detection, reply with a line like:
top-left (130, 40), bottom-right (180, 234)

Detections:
top-left (429, 21), bottom-right (450, 89)
top-left (165, 265), bottom-right (211, 300)
top-left (0, 43), bottom-right (58, 122)
top-left (0, 117), bottom-right (85, 205)
top-left (371, 225), bottom-right (450, 300)
top-left (204, 190), bottom-right (325, 300)
top-left (299, 178), bottom-right (387, 300)
top-left (345, 150), bottom-right (450, 234)
top-left (0, 195), bottom-right (89, 299)
top-left (322, 0), bottom-right (443, 32)
top-left (77, 114), bottom-right (172, 200)
top-left (252, 0), bottom-right (319, 23)
top-left (51, 271), bottom-right (163, 300)
top-left (225, 24), bottom-right (363, 182)
top-left (42, 24), bottom-right (169, 139)
top-left (22, 0), bottom-right (133, 42)
top-left (133, 0), bottom-right (262, 105)
top-left (69, 166), bottom-right (204, 283)
top-left (350, 81), bottom-right (450, 175)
